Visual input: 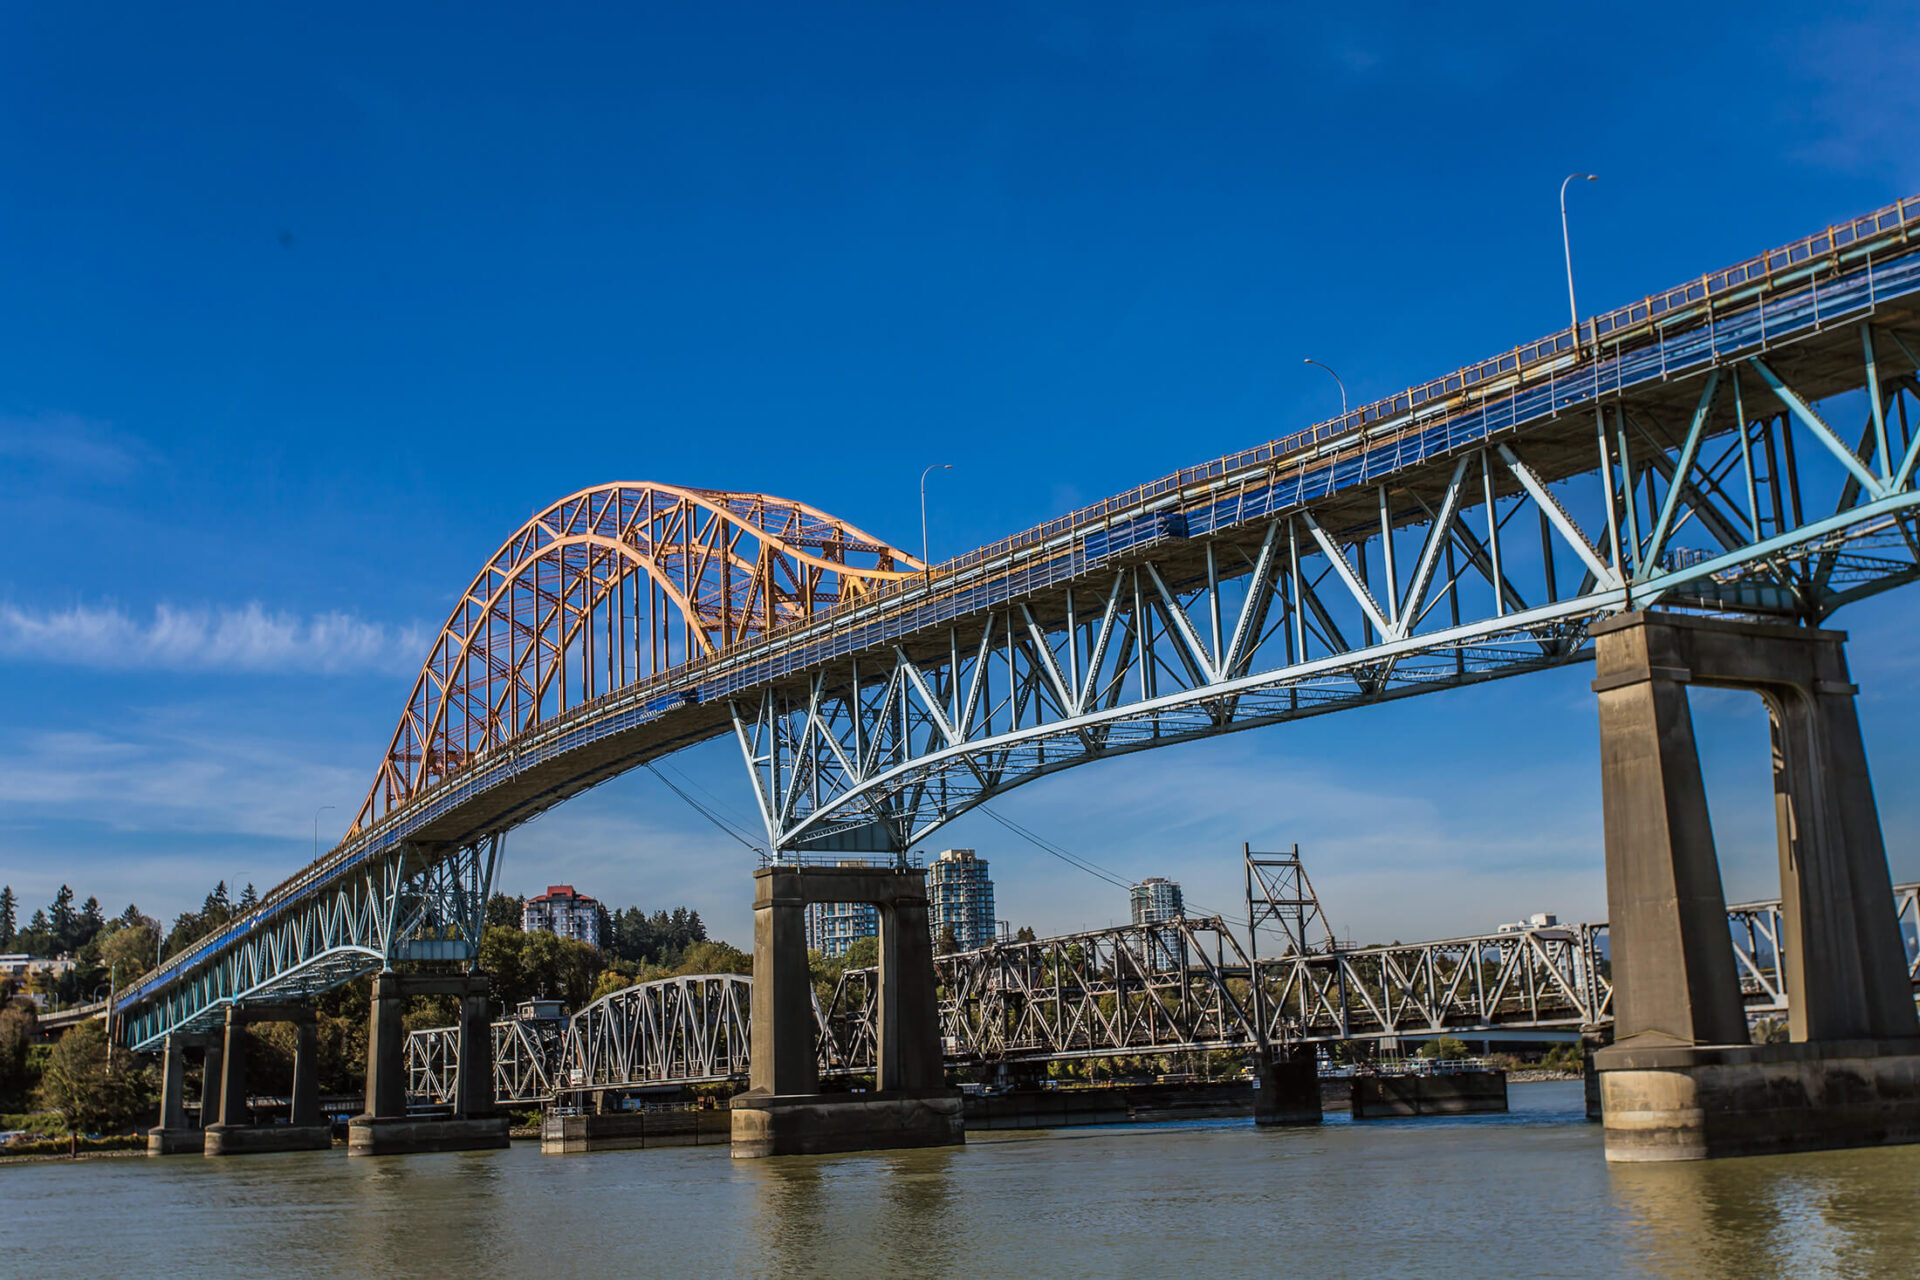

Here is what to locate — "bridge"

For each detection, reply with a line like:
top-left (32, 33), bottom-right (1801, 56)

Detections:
top-left (401, 882), bottom-right (1920, 1107)
top-left (113, 192), bottom-right (1920, 1161)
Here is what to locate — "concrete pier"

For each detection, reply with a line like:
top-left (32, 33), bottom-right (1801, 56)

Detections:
top-left (730, 864), bottom-right (964, 1158)
top-left (348, 970), bottom-right (509, 1156)
top-left (203, 1005), bottom-right (331, 1156)
top-left (148, 1033), bottom-right (207, 1155)
top-left (542, 1108), bottom-right (731, 1154)
top-left (1589, 612), bottom-right (1920, 1161)
top-left (1351, 1070), bottom-right (1509, 1118)
top-left (1252, 1049), bottom-right (1323, 1126)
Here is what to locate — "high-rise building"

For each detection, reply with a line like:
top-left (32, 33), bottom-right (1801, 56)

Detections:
top-left (928, 848), bottom-right (995, 951)
top-left (805, 860), bottom-right (879, 959)
top-left (1130, 877), bottom-right (1184, 925)
top-left (522, 884), bottom-right (604, 948)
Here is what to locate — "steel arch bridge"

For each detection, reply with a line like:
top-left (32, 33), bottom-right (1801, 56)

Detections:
top-left (120, 191), bottom-right (1920, 1051)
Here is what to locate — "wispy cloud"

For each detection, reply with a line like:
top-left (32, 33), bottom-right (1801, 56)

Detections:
top-left (0, 413), bottom-right (148, 481)
top-left (0, 601), bottom-right (429, 675)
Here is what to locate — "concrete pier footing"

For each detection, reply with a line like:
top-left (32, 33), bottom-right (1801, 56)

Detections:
top-left (1590, 612), bottom-right (1920, 1161)
top-left (146, 1127), bottom-right (206, 1155)
top-left (542, 1108), bottom-right (730, 1154)
top-left (1252, 1051), bottom-right (1323, 1126)
top-left (1596, 1040), bottom-right (1920, 1161)
top-left (204, 1124), bottom-right (333, 1156)
top-left (347, 1115), bottom-right (510, 1156)
top-left (1351, 1070), bottom-right (1508, 1118)
top-left (729, 1089), bottom-right (964, 1158)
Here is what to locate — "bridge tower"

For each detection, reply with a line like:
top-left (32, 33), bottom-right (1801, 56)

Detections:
top-left (1591, 610), bottom-right (1920, 1161)
top-left (730, 860), bottom-right (963, 1157)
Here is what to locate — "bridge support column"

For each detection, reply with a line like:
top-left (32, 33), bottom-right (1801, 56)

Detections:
top-left (456, 977), bottom-right (495, 1119)
top-left (290, 1016), bottom-right (320, 1128)
top-left (1590, 611), bottom-right (1920, 1161)
top-left (205, 1005), bottom-right (332, 1155)
top-left (1252, 1047), bottom-right (1322, 1126)
top-left (731, 863), bottom-right (963, 1158)
top-left (198, 1039), bottom-right (222, 1127)
top-left (350, 971), bottom-right (508, 1155)
top-left (147, 1034), bottom-right (206, 1155)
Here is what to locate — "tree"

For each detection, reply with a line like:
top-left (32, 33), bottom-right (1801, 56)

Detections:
top-left (934, 925), bottom-right (959, 955)
top-left (49, 886), bottom-right (76, 952)
top-left (76, 896), bottom-right (105, 949)
top-left (0, 885), bottom-right (15, 949)
top-left (1014, 925), bottom-right (1037, 943)
top-left (485, 892), bottom-right (525, 932)
top-left (237, 884), bottom-right (258, 912)
top-left (0, 997), bottom-right (37, 1110)
top-left (95, 918), bottom-right (161, 982)
top-left (677, 939), bottom-right (750, 976)
top-left (842, 935), bottom-right (879, 970)
top-left (39, 1020), bottom-right (145, 1134)
top-left (1417, 1035), bottom-right (1471, 1061)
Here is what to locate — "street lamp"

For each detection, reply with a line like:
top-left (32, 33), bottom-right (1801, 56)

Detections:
top-left (313, 804), bottom-right (336, 863)
top-left (1302, 358), bottom-right (1348, 419)
top-left (919, 463), bottom-right (953, 582)
top-left (1561, 173), bottom-right (1598, 340)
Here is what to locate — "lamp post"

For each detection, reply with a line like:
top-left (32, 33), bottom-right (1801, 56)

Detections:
top-left (313, 804), bottom-right (336, 863)
top-left (1302, 358), bottom-right (1348, 419)
top-left (919, 463), bottom-right (953, 583)
top-left (1561, 173), bottom-right (1598, 342)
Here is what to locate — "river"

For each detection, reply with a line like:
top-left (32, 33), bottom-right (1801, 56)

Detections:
top-left (7, 1083), bottom-right (1919, 1278)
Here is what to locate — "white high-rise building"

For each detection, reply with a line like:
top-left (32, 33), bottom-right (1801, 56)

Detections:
top-left (928, 849), bottom-right (995, 951)
top-left (522, 884), bottom-right (604, 948)
top-left (805, 860), bottom-right (879, 959)
top-left (1130, 877), bottom-right (1184, 925)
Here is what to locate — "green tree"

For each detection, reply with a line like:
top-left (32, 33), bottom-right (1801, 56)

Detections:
top-left (1014, 925), bottom-right (1037, 943)
top-left (0, 885), bottom-right (15, 948)
top-left (485, 892), bottom-right (525, 932)
top-left (677, 939), bottom-right (750, 976)
top-left (39, 1020), bottom-right (145, 1134)
top-left (76, 896), bottom-right (105, 949)
top-left (0, 997), bottom-right (37, 1110)
top-left (934, 925), bottom-right (959, 955)
top-left (479, 925), bottom-right (602, 1012)
top-left (95, 918), bottom-right (162, 983)
top-left (1417, 1035), bottom-right (1471, 1061)
top-left (841, 935), bottom-right (879, 970)
top-left (49, 886), bottom-right (76, 952)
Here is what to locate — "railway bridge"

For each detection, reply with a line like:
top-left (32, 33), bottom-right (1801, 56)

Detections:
top-left (116, 192), bottom-right (1920, 1161)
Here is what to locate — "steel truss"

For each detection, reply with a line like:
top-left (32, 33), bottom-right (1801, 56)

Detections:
top-left (738, 312), bottom-right (1920, 850)
top-left (121, 837), bottom-right (499, 1051)
top-left (122, 195), bottom-right (1920, 1046)
top-left (402, 884), bottom-right (1920, 1103)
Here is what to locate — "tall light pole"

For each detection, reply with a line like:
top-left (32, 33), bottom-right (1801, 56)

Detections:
top-left (1561, 173), bottom-right (1598, 341)
top-left (919, 463), bottom-right (953, 583)
top-left (313, 804), bottom-right (336, 862)
top-left (1302, 358), bottom-right (1348, 418)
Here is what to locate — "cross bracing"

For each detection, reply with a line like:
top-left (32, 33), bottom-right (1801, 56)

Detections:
top-left (403, 885), bottom-right (1920, 1105)
top-left (118, 193), bottom-right (1920, 1049)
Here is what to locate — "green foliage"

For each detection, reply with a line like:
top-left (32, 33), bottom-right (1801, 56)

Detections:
top-left (1417, 1035), bottom-right (1471, 1061)
top-left (0, 999), bottom-right (38, 1110)
top-left (0, 886), bottom-right (15, 949)
top-left (603, 905), bottom-right (707, 967)
top-left (480, 925), bottom-right (604, 1011)
top-left (37, 1021), bottom-right (151, 1134)
top-left (485, 892), bottom-right (525, 932)
top-left (841, 935), bottom-right (879, 970)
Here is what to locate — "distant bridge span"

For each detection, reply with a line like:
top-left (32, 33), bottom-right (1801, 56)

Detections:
top-left (122, 193), bottom-right (1920, 1051)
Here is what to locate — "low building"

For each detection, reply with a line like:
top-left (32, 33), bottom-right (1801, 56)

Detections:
top-left (928, 849), bottom-right (996, 951)
top-left (1130, 877), bottom-right (1184, 926)
top-left (522, 885), bottom-right (604, 949)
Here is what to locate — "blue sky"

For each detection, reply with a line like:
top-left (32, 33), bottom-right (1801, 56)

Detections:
top-left (4, 3), bottom-right (1920, 948)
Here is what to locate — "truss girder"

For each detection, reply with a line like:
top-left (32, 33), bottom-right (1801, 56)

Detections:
top-left (121, 194), bottom-right (1920, 1041)
top-left (120, 838), bottom-right (499, 1051)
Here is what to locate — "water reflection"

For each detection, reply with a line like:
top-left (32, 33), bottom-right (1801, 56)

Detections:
top-left (1611, 1143), bottom-right (1920, 1278)
top-left (738, 1145), bottom-right (961, 1279)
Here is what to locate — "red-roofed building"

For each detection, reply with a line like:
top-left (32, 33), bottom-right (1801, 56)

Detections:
top-left (521, 884), bottom-right (603, 949)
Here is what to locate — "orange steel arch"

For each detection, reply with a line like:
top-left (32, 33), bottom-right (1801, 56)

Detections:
top-left (353, 483), bottom-right (920, 831)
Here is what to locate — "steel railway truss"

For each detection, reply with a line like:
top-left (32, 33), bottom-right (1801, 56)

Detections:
top-left (405, 886), bottom-right (1919, 1106)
